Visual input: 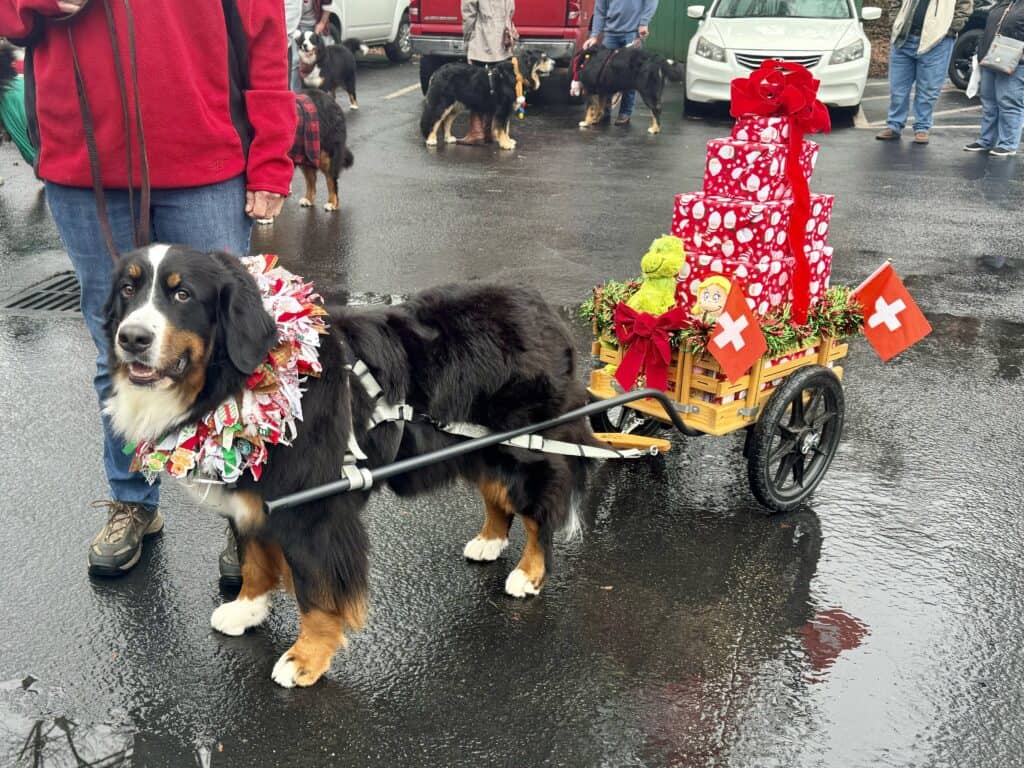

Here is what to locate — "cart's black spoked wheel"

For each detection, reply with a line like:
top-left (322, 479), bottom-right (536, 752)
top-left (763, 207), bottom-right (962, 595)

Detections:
top-left (747, 365), bottom-right (844, 514)
top-left (588, 393), bottom-right (666, 436)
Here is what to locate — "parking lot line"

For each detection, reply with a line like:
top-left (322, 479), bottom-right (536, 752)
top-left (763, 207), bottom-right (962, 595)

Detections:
top-left (384, 84), bottom-right (421, 100)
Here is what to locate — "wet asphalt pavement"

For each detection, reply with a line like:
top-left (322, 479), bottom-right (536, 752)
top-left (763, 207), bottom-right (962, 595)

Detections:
top-left (1, 58), bottom-right (1023, 767)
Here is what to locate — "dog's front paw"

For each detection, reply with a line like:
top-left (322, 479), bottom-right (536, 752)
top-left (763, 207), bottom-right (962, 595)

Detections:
top-left (578, 121), bottom-right (590, 129)
top-left (504, 568), bottom-right (541, 598)
top-left (444, 135), bottom-right (458, 144)
top-left (499, 139), bottom-right (517, 151)
top-left (425, 137), bottom-right (438, 147)
top-left (324, 202), bottom-right (338, 212)
top-left (647, 127), bottom-right (660, 135)
top-left (463, 536), bottom-right (508, 562)
top-left (299, 197), bottom-right (313, 208)
top-left (211, 595), bottom-right (270, 636)
top-left (349, 103), bottom-right (360, 111)
top-left (271, 648), bottom-right (330, 688)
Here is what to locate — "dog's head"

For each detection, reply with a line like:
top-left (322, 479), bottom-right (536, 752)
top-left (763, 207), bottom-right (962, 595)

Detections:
top-left (103, 245), bottom-right (278, 443)
top-left (517, 51), bottom-right (555, 91)
top-left (293, 30), bottom-right (326, 64)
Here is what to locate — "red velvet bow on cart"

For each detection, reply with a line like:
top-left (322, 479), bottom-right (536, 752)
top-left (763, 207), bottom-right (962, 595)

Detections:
top-left (613, 303), bottom-right (691, 392)
top-left (731, 60), bottom-right (831, 324)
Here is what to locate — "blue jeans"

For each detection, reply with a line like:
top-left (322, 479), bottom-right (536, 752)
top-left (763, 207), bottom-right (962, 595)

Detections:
top-left (602, 31), bottom-right (639, 117)
top-left (45, 175), bottom-right (253, 507)
top-left (977, 66), bottom-right (1024, 151)
top-left (887, 35), bottom-right (955, 132)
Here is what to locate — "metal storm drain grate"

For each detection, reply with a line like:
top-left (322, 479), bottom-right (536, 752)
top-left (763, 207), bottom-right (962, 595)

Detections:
top-left (0, 271), bottom-right (81, 314)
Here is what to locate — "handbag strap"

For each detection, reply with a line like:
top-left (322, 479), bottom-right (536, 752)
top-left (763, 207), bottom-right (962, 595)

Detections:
top-left (994, 1), bottom-right (1017, 36)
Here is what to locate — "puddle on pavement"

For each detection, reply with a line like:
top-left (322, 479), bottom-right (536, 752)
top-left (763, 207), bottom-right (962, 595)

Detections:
top-left (1, 676), bottom-right (134, 767)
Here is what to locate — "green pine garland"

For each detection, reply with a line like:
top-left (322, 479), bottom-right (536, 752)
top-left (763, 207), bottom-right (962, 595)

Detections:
top-left (580, 280), bottom-right (864, 358)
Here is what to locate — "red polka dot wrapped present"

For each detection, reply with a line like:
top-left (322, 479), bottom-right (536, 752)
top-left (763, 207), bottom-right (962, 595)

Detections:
top-left (731, 114), bottom-right (792, 144)
top-left (804, 195), bottom-right (834, 251)
top-left (672, 193), bottom-right (791, 261)
top-left (676, 252), bottom-right (795, 317)
top-left (806, 246), bottom-right (833, 303)
top-left (702, 138), bottom-right (819, 203)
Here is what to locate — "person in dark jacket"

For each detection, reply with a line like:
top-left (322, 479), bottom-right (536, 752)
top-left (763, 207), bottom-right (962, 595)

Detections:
top-left (583, 0), bottom-right (659, 126)
top-left (0, 0), bottom-right (295, 580)
top-left (876, 0), bottom-right (973, 144)
top-left (964, 0), bottom-right (1024, 156)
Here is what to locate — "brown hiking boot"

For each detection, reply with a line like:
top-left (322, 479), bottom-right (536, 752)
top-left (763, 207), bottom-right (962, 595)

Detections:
top-left (87, 500), bottom-right (163, 576)
top-left (914, 131), bottom-right (929, 144)
top-left (456, 113), bottom-right (487, 146)
top-left (875, 127), bottom-right (900, 140)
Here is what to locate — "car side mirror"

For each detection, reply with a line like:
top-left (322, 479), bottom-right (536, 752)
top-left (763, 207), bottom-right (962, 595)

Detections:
top-left (861, 7), bottom-right (882, 20)
top-left (687, 5), bottom-right (707, 19)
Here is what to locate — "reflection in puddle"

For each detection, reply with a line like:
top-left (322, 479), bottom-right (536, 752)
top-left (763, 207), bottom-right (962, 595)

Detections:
top-left (1, 676), bottom-right (133, 767)
top-left (800, 608), bottom-right (870, 681)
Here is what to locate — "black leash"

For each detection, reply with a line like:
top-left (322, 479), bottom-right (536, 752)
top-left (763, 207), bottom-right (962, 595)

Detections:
top-left (64, 0), bottom-right (151, 261)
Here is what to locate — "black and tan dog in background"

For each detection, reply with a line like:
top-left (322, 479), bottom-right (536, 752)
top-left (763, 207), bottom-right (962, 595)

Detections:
top-left (420, 51), bottom-right (555, 150)
top-left (103, 245), bottom-right (602, 687)
top-left (291, 89), bottom-right (353, 212)
top-left (573, 46), bottom-right (684, 135)
top-left (294, 30), bottom-right (367, 109)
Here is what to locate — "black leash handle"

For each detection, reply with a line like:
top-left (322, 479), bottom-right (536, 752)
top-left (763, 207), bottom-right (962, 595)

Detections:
top-left (263, 388), bottom-right (701, 514)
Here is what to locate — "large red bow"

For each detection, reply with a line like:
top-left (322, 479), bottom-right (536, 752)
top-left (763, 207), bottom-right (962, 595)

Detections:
top-left (731, 60), bottom-right (831, 324)
top-left (613, 303), bottom-right (691, 392)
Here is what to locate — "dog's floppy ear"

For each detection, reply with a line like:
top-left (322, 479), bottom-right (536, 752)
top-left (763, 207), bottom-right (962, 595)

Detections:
top-left (211, 252), bottom-right (278, 374)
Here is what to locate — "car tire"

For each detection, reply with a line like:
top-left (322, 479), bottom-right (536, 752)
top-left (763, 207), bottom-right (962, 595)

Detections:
top-left (949, 29), bottom-right (982, 91)
top-left (683, 96), bottom-right (707, 118)
top-left (420, 54), bottom-right (446, 94)
top-left (385, 13), bottom-right (413, 62)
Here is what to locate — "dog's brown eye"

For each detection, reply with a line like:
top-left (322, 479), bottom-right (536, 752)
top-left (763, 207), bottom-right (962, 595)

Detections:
top-left (173, 289), bottom-right (191, 303)
top-left (120, 284), bottom-right (135, 298)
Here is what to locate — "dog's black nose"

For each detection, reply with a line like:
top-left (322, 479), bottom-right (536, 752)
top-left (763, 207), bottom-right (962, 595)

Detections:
top-left (118, 324), bottom-right (154, 353)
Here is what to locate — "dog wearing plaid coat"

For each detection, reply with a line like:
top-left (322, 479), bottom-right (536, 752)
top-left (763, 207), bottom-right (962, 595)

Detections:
top-left (290, 89), bottom-right (354, 212)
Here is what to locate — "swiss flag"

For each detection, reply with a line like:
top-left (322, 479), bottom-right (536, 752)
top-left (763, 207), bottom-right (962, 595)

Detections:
top-left (708, 280), bottom-right (768, 382)
top-left (853, 262), bottom-right (931, 362)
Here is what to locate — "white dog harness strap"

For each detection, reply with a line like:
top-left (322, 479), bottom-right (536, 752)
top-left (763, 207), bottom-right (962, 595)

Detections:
top-left (343, 357), bottom-right (659, 464)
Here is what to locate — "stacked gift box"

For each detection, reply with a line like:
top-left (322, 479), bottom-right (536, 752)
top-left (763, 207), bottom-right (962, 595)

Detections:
top-left (671, 114), bottom-right (834, 317)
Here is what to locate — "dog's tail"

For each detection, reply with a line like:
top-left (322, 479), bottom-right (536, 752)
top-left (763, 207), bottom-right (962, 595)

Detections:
top-left (341, 147), bottom-right (354, 169)
top-left (660, 57), bottom-right (684, 83)
top-left (342, 38), bottom-right (370, 56)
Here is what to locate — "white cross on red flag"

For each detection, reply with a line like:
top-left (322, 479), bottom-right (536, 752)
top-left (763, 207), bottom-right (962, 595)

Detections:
top-left (708, 280), bottom-right (768, 382)
top-left (852, 262), bottom-right (931, 362)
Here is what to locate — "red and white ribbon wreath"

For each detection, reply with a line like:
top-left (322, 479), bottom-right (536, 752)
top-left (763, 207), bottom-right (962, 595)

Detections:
top-left (128, 254), bottom-right (328, 484)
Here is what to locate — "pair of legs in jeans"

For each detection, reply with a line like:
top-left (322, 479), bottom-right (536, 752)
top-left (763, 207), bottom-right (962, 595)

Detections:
top-left (975, 66), bottom-right (1024, 152)
top-left (886, 34), bottom-right (955, 134)
top-left (602, 31), bottom-right (639, 119)
top-left (45, 176), bottom-right (252, 513)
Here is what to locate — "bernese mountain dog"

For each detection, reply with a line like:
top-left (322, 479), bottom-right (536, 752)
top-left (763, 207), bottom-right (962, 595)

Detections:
top-left (103, 245), bottom-right (601, 687)
top-left (293, 89), bottom-right (354, 212)
top-left (573, 46), bottom-right (684, 135)
top-left (420, 51), bottom-right (555, 150)
top-left (294, 31), bottom-right (368, 109)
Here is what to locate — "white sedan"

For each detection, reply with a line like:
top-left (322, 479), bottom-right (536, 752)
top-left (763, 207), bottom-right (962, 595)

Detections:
top-left (685, 0), bottom-right (882, 109)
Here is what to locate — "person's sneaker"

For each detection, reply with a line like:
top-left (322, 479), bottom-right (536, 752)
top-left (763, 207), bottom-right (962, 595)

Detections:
top-left (614, 115), bottom-right (631, 126)
top-left (875, 127), bottom-right (900, 140)
top-left (963, 142), bottom-right (991, 152)
top-left (913, 131), bottom-right (929, 144)
top-left (990, 147), bottom-right (1018, 157)
top-left (218, 525), bottom-right (243, 588)
top-left (87, 501), bottom-right (163, 576)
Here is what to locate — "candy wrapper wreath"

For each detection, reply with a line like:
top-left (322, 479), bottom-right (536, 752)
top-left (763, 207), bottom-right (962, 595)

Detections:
top-left (730, 60), bottom-right (830, 325)
top-left (125, 254), bottom-right (328, 484)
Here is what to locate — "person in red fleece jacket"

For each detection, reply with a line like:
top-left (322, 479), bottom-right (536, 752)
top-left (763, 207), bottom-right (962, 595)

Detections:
top-left (0, 0), bottom-right (296, 582)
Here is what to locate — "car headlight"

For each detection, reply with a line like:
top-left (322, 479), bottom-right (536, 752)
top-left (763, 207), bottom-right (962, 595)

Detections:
top-left (829, 39), bottom-right (864, 65)
top-left (695, 36), bottom-right (726, 63)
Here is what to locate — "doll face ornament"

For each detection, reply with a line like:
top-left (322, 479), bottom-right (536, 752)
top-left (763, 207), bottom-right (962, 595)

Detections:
top-left (692, 276), bottom-right (732, 323)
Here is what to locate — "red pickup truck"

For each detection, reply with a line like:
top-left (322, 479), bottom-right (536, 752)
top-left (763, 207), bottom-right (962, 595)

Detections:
top-left (410, 0), bottom-right (594, 93)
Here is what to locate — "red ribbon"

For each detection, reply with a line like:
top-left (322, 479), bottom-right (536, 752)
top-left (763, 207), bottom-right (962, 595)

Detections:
top-left (613, 303), bottom-right (691, 392)
top-left (730, 60), bottom-right (830, 324)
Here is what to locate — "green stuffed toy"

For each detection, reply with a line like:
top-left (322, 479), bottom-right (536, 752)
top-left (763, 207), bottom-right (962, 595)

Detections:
top-left (626, 235), bottom-right (685, 315)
